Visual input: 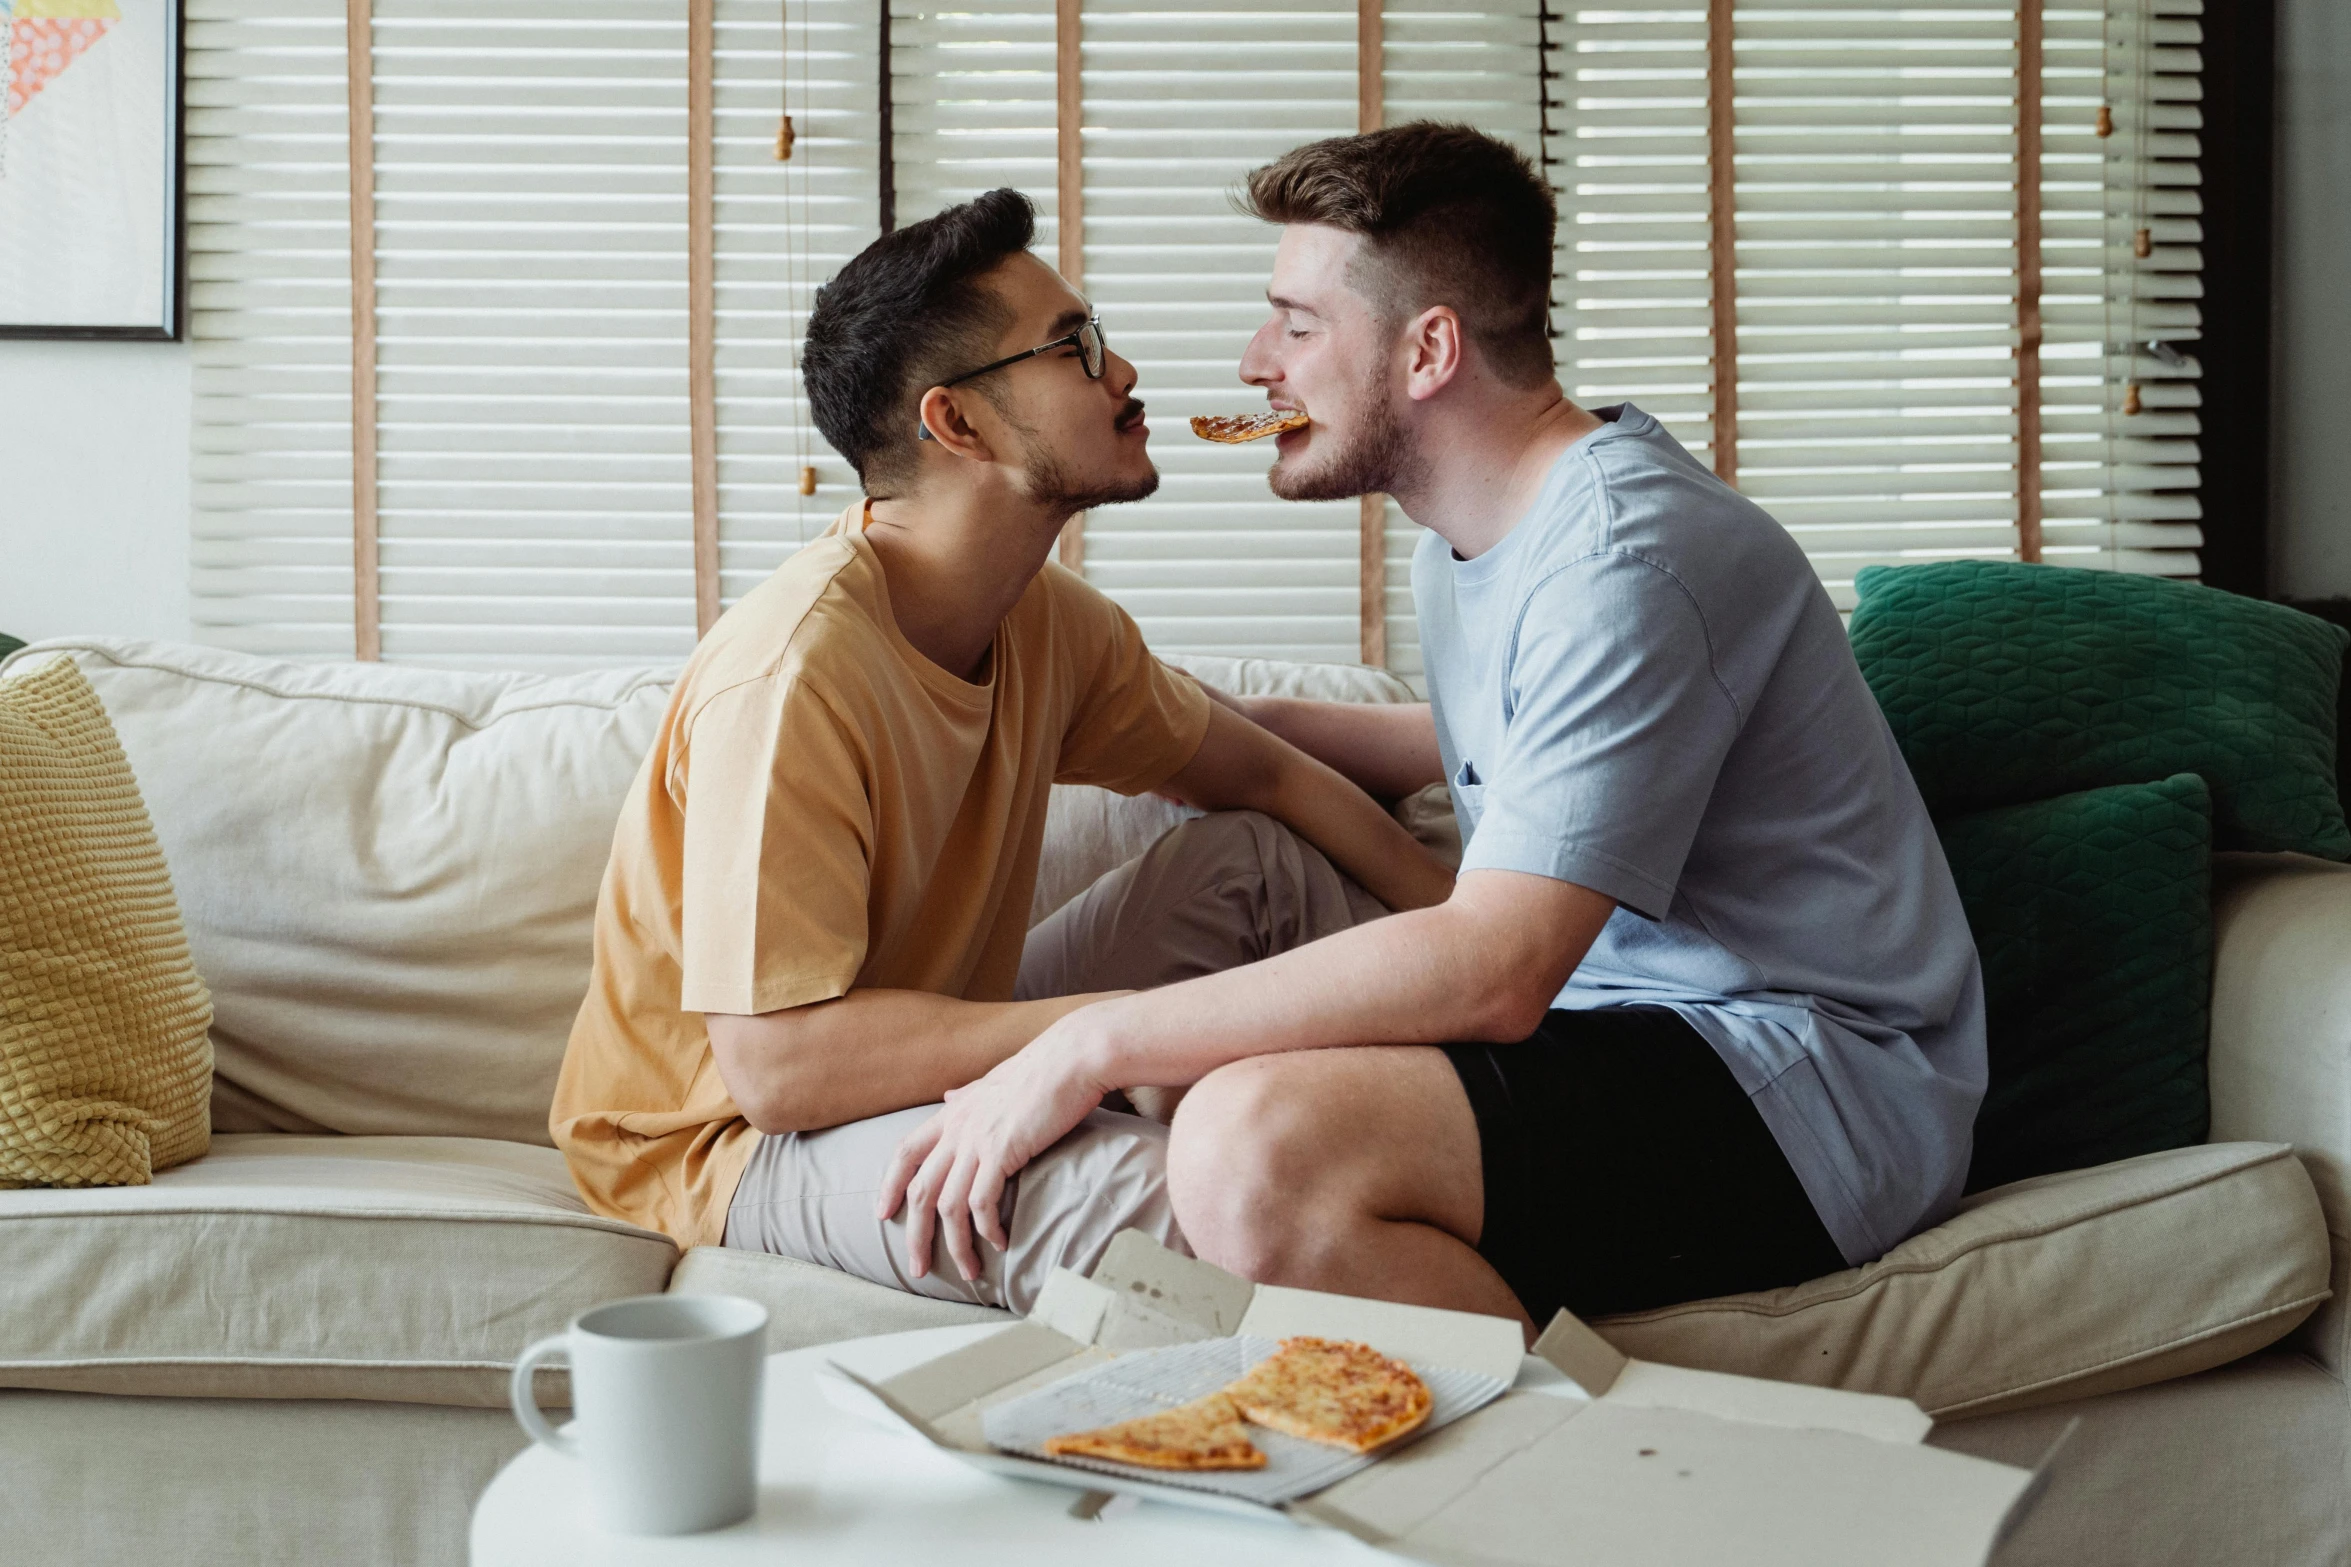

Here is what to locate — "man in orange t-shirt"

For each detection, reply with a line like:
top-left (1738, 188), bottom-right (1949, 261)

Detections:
top-left (550, 190), bottom-right (1454, 1311)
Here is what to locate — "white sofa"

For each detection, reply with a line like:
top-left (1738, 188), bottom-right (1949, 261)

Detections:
top-left (4, 637), bottom-right (2350, 1567)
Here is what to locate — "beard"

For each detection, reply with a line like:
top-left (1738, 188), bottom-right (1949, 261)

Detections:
top-left (1011, 404), bottom-right (1160, 515)
top-left (1266, 380), bottom-right (1423, 503)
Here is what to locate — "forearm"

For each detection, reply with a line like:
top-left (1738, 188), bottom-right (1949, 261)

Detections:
top-left (1170, 703), bottom-right (1452, 913)
top-left (1215, 693), bottom-right (1444, 801)
top-left (706, 988), bottom-right (1108, 1134)
top-left (1079, 907), bottom-right (1518, 1090)
top-left (1261, 750), bottom-right (1455, 913)
top-left (1062, 872), bottom-right (1616, 1095)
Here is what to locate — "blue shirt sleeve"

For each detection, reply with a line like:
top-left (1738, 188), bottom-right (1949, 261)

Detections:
top-left (1459, 550), bottom-right (1742, 920)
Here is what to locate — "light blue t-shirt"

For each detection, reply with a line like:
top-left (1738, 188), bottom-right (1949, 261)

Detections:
top-left (1412, 404), bottom-right (1986, 1265)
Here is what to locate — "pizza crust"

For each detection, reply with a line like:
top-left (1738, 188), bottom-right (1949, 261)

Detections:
top-left (1190, 410), bottom-right (1310, 443)
top-left (1224, 1337), bottom-right (1434, 1454)
top-left (1041, 1392), bottom-right (1268, 1472)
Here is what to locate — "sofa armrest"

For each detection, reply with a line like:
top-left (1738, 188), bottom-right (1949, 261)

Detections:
top-left (2210, 852), bottom-right (2351, 1376)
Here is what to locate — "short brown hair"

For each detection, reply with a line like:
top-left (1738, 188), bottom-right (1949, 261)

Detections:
top-left (1242, 123), bottom-right (1555, 389)
top-left (804, 189), bottom-right (1031, 491)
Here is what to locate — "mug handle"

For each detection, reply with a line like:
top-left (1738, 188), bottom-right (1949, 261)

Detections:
top-left (510, 1335), bottom-right (580, 1458)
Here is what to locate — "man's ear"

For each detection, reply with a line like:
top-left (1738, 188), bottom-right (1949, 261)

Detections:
top-left (915, 385), bottom-right (998, 463)
top-left (1401, 306), bottom-right (1467, 403)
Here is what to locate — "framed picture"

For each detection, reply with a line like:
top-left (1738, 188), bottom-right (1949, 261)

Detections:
top-left (0, 0), bottom-right (182, 339)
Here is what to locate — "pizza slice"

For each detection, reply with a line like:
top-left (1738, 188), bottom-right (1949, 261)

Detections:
top-left (1189, 410), bottom-right (1310, 443)
top-left (1041, 1392), bottom-right (1268, 1472)
top-left (1223, 1337), bottom-right (1433, 1454)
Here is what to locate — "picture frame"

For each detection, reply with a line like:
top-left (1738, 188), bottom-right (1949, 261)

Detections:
top-left (0, 0), bottom-right (184, 340)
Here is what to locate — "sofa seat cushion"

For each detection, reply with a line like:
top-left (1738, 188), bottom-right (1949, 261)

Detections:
top-left (0, 1132), bottom-right (677, 1406)
top-left (666, 1244), bottom-right (1010, 1354)
top-left (1593, 1141), bottom-right (2332, 1419)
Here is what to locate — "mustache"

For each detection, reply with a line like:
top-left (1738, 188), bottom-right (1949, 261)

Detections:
top-left (1113, 398), bottom-right (1147, 431)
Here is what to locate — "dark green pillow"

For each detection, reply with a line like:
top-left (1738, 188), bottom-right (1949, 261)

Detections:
top-left (1853, 561), bottom-right (2351, 858)
top-left (1942, 773), bottom-right (2212, 1193)
top-left (0, 633), bottom-right (22, 661)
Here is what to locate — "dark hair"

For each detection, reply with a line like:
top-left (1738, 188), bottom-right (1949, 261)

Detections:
top-left (1242, 124), bottom-right (1555, 389)
top-left (802, 188), bottom-right (1036, 491)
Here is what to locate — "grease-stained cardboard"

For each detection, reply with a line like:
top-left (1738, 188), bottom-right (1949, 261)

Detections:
top-left (818, 1231), bottom-right (2051, 1565)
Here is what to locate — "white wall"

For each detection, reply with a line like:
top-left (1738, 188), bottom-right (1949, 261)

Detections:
top-left (2272, 0), bottom-right (2351, 599)
top-left (0, 338), bottom-right (193, 646)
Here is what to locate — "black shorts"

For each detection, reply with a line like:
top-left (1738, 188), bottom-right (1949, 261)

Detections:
top-left (1442, 1007), bottom-right (1846, 1324)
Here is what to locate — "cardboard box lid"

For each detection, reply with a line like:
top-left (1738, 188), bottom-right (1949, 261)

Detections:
top-left (823, 1231), bottom-right (2053, 1566)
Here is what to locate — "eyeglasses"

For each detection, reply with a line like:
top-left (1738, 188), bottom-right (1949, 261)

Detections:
top-left (918, 316), bottom-right (1106, 440)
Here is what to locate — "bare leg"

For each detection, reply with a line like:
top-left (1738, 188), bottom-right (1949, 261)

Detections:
top-left (1165, 1044), bottom-right (1534, 1339)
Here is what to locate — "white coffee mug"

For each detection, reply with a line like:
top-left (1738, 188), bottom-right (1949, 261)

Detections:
top-left (510, 1293), bottom-right (769, 1536)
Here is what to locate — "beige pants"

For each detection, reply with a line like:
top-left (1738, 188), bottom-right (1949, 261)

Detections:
top-left (722, 811), bottom-right (1381, 1313)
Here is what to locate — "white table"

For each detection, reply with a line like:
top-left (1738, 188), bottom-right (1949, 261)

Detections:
top-left (470, 1323), bottom-right (1400, 1565)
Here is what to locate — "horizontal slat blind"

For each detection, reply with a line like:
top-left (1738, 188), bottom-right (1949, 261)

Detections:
top-left (889, 0), bottom-right (1062, 248)
top-left (893, 1), bottom-right (1542, 673)
top-left (1075, 1), bottom-right (1360, 663)
top-left (363, 0), bottom-right (696, 668)
top-left (2040, 0), bottom-right (2201, 571)
top-left (191, 0), bottom-right (874, 668)
top-left (199, 4), bottom-right (2190, 668)
top-left (186, 0), bottom-right (359, 656)
top-left (1379, 1), bottom-right (1543, 690)
top-left (713, 0), bottom-right (882, 604)
top-left (1546, 0), bottom-right (2203, 610)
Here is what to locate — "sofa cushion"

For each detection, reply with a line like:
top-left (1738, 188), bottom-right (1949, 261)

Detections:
top-left (0, 1132), bottom-right (677, 1406)
top-left (1, 656), bottom-right (213, 1186)
top-left (1942, 774), bottom-right (2213, 1192)
top-left (0, 641), bottom-right (1413, 1139)
top-left (0, 640), bottom-right (675, 1146)
top-left (1592, 1141), bottom-right (2331, 1419)
top-left (1849, 560), bottom-right (2351, 857)
top-left (666, 1243), bottom-right (1009, 1354)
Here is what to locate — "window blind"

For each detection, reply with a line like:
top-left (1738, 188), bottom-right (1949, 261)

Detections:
top-left (196, 3), bottom-right (2186, 668)
top-left (1073, 1), bottom-right (1362, 664)
top-left (189, 0), bottom-right (876, 668)
top-left (891, 0), bottom-right (1544, 670)
top-left (1545, 0), bottom-right (2203, 611)
top-left (186, 0), bottom-right (359, 657)
top-left (712, 0), bottom-right (883, 606)
top-left (1377, 1), bottom-right (1544, 688)
top-left (361, 0), bottom-right (697, 668)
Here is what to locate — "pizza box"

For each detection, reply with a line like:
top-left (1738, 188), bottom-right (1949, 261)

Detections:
top-left (818, 1230), bottom-right (2063, 1566)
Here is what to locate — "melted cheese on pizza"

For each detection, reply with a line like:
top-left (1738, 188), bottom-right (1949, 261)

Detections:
top-left (1041, 1392), bottom-right (1268, 1471)
top-left (1223, 1337), bottom-right (1433, 1454)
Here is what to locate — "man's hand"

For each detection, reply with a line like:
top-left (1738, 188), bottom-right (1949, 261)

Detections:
top-left (875, 1010), bottom-right (1120, 1282)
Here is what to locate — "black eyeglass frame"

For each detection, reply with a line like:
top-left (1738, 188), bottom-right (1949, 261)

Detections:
top-left (917, 316), bottom-right (1105, 440)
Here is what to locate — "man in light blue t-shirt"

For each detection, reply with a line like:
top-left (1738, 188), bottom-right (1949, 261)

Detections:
top-left (883, 122), bottom-right (1985, 1335)
top-left (1409, 404), bottom-right (1985, 1278)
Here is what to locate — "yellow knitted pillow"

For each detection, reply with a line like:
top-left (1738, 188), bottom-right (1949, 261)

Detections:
top-left (1, 656), bottom-right (212, 1186)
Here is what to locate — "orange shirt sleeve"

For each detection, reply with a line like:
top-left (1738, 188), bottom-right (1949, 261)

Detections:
top-left (676, 677), bottom-right (873, 1016)
top-left (1047, 565), bottom-right (1213, 795)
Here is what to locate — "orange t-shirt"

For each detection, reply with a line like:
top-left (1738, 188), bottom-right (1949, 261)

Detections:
top-left (550, 505), bottom-right (1213, 1246)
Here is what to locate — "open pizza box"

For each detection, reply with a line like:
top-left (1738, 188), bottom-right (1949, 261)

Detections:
top-left (817, 1230), bottom-right (2063, 1566)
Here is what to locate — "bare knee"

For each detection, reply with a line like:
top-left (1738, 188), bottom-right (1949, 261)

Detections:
top-left (1166, 1058), bottom-right (1333, 1283)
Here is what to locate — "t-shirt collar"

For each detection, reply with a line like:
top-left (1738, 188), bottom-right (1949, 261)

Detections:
top-left (1449, 402), bottom-right (1647, 588)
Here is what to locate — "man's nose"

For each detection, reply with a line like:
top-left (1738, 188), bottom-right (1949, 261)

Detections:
top-left (1107, 348), bottom-right (1139, 396)
top-left (1239, 319), bottom-right (1279, 386)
